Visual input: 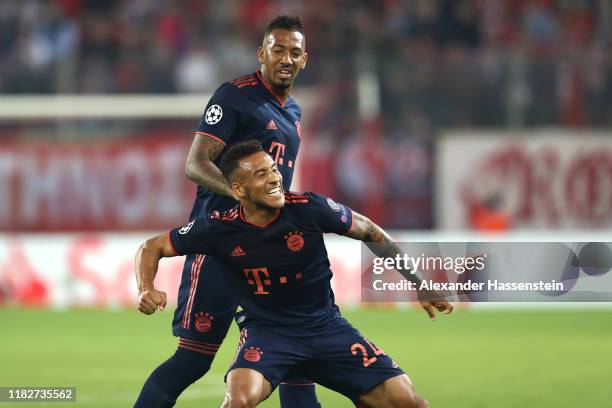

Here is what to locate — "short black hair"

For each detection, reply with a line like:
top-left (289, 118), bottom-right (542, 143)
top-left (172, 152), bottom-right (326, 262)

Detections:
top-left (219, 140), bottom-right (265, 182)
top-left (264, 15), bottom-right (304, 37)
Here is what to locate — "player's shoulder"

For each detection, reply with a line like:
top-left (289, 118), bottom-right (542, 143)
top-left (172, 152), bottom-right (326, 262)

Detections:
top-left (228, 73), bottom-right (259, 90)
top-left (284, 191), bottom-right (312, 205)
top-left (179, 207), bottom-right (240, 236)
top-left (208, 205), bottom-right (241, 226)
top-left (211, 80), bottom-right (243, 100)
top-left (176, 206), bottom-right (241, 240)
top-left (284, 192), bottom-right (351, 230)
top-left (283, 192), bottom-right (314, 221)
top-left (209, 73), bottom-right (260, 105)
top-left (284, 191), bottom-right (341, 212)
top-left (209, 72), bottom-right (256, 97)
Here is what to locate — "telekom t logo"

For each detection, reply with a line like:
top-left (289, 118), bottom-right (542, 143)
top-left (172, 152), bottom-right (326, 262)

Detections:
top-left (269, 142), bottom-right (285, 165)
top-left (243, 267), bottom-right (272, 295)
top-left (269, 142), bottom-right (293, 167)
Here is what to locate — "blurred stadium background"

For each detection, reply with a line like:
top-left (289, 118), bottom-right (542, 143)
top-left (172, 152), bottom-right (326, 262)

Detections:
top-left (1, 0), bottom-right (611, 407)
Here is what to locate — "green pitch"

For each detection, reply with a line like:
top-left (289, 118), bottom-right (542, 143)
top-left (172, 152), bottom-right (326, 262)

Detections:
top-left (1, 307), bottom-right (611, 407)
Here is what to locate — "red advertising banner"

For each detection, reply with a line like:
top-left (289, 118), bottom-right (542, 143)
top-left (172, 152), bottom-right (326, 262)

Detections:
top-left (0, 133), bottom-right (195, 231)
top-left (437, 131), bottom-right (612, 229)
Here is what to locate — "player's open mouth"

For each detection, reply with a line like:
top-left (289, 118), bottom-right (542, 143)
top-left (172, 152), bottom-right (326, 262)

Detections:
top-left (278, 69), bottom-right (292, 79)
top-left (267, 186), bottom-right (282, 196)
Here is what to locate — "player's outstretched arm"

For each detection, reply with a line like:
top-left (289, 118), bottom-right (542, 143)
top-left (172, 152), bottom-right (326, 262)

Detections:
top-left (135, 234), bottom-right (176, 315)
top-left (185, 134), bottom-right (237, 199)
top-left (345, 210), bottom-right (454, 320)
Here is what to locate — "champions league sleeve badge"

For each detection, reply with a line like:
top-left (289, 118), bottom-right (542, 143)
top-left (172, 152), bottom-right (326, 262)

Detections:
top-left (179, 220), bottom-right (195, 234)
top-left (205, 104), bottom-right (223, 125)
top-left (326, 197), bottom-right (341, 212)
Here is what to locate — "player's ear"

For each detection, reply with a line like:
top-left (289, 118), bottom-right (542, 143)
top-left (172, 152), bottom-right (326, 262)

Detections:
top-left (257, 46), bottom-right (265, 64)
top-left (301, 52), bottom-right (307, 69)
top-left (232, 180), bottom-right (246, 199)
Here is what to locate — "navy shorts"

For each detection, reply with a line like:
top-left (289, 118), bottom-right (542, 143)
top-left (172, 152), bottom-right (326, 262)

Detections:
top-left (227, 318), bottom-right (405, 404)
top-left (172, 255), bottom-right (238, 355)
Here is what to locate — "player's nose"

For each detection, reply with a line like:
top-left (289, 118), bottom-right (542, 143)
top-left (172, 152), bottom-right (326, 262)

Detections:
top-left (268, 171), bottom-right (282, 185)
top-left (279, 51), bottom-right (291, 64)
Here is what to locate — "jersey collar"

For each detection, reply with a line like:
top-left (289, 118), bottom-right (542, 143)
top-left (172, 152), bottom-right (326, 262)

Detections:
top-left (239, 204), bottom-right (282, 228)
top-left (256, 70), bottom-right (288, 107)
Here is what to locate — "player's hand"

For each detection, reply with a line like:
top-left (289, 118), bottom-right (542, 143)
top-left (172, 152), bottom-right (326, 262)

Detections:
top-left (417, 289), bottom-right (454, 320)
top-left (138, 287), bottom-right (167, 315)
top-left (419, 300), bottom-right (454, 320)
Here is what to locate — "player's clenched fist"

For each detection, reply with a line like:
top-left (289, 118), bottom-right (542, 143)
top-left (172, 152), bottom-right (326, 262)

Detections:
top-left (138, 288), bottom-right (167, 315)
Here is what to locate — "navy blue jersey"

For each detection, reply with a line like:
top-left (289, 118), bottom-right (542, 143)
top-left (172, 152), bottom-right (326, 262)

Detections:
top-left (191, 71), bottom-right (302, 219)
top-left (169, 192), bottom-right (353, 336)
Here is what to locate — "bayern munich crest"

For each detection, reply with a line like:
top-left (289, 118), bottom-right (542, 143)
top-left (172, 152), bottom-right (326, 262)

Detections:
top-left (244, 346), bottom-right (263, 362)
top-left (194, 312), bottom-right (213, 333)
top-left (284, 230), bottom-right (304, 252)
top-left (205, 104), bottom-right (223, 125)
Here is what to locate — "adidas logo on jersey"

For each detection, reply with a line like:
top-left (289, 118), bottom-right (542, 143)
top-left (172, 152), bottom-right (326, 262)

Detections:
top-left (231, 246), bottom-right (246, 256)
top-left (266, 120), bottom-right (278, 130)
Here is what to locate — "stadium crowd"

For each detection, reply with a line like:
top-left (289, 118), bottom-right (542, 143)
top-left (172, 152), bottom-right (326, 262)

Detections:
top-left (1, 0), bottom-right (610, 127)
top-left (0, 0), bottom-right (610, 228)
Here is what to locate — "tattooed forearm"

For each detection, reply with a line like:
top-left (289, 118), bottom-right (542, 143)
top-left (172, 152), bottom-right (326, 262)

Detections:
top-left (347, 210), bottom-right (418, 283)
top-left (347, 211), bottom-right (397, 252)
top-left (185, 156), bottom-right (231, 196)
top-left (185, 135), bottom-right (235, 198)
top-left (345, 211), bottom-right (453, 316)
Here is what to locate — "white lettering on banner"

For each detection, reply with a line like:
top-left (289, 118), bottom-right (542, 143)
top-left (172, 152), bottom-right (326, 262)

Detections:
top-left (65, 156), bottom-right (106, 224)
top-left (158, 147), bottom-right (190, 219)
top-left (21, 155), bottom-right (62, 226)
top-left (113, 151), bottom-right (152, 224)
top-left (438, 133), bottom-right (612, 229)
top-left (0, 136), bottom-right (193, 230)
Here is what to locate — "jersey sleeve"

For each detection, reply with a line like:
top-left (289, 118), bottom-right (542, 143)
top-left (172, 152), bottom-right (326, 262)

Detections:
top-left (195, 83), bottom-right (242, 146)
top-left (168, 217), bottom-right (214, 256)
top-left (305, 192), bottom-right (353, 235)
